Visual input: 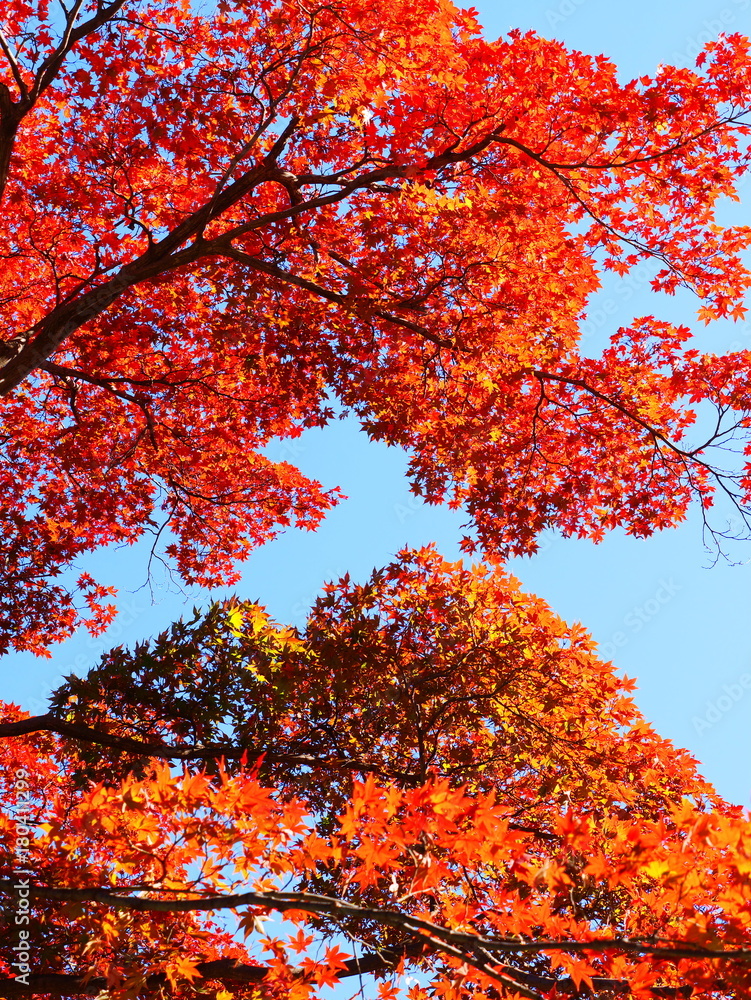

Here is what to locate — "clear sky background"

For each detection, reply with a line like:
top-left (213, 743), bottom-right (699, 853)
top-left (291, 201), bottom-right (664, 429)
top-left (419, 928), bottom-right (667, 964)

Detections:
top-left (4, 0), bottom-right (751, 806)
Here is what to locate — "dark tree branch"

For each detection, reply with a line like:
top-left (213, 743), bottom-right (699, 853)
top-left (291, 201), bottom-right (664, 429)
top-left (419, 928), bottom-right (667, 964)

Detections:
top-left (5, 883), bottom-right (751, 967)
top-left (0, 881), bottom-right (734, 999)
top-left (215, 243), bottom-right (455, 348)
top-left (2, 102), bottom-right (747, 395)
top-left (0, 950), bottom-right (414, 999)
top-left (0, 712), bottom-right (415, 778)
top-left (0, 967), bottom-right (699, 999)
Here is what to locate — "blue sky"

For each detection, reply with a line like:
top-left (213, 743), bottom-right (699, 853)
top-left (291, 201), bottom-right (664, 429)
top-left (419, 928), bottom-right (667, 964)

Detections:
top-left (5, 0), bottom-right (751, 806)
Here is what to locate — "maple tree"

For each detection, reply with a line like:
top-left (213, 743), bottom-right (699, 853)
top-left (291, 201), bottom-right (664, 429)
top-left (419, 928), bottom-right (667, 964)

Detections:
top-left (3, 1), bottom-right (751, 997)
top-left (3, 547), bottom-right (751, 1000)
top-left (0, 0), bottom-right (751, 652)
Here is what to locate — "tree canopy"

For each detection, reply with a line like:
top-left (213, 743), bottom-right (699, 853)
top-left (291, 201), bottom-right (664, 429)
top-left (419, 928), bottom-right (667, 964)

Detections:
top-left (4, 549), bottom-right (751, 999)
top-left (2, 1), bottom-right (751, 998)
top-left (1, 0), bottom-right (751, 652)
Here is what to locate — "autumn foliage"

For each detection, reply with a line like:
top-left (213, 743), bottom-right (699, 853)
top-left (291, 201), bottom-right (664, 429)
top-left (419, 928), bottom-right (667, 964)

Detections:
top-left (4, 549), bottom-right (751, 999)
top-left (2, 0), bottom-right (751, 997)
top-left (1, 0), bottom-right (751, 651)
